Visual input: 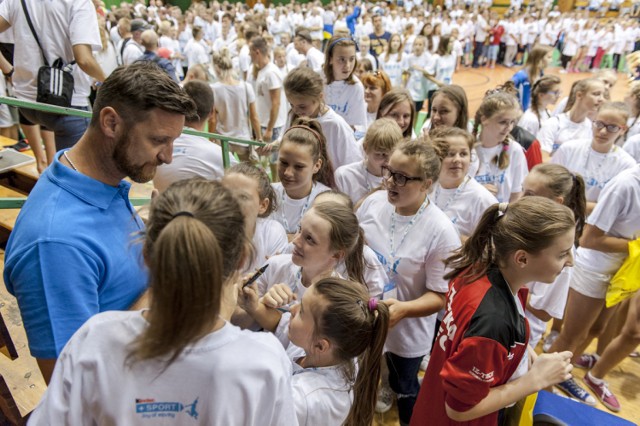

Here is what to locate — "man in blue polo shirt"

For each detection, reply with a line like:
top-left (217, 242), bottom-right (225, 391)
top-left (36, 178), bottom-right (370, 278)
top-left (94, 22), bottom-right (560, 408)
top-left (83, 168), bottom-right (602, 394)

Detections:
top-left (3, 62), bottom-right (196, 383)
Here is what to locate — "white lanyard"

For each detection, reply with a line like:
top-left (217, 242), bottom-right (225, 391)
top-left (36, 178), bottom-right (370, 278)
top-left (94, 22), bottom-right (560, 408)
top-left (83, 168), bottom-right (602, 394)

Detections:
top-left (434, 175), bottom-right (471, 214)
top-left (280, 184), bottom-right (314, 233)
top-left (388, 196), bottom-right (429, 275)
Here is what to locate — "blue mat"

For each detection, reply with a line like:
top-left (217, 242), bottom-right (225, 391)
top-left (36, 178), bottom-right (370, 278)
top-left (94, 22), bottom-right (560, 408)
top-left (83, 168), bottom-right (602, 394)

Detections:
top-left (533, 390), bottom-right (637, 425)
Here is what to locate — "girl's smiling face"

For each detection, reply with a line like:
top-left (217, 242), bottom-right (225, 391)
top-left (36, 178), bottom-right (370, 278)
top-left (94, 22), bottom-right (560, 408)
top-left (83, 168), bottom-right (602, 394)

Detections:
top-left (382, 101), bottom-right (412, 134)
top-left (290, 209), bottom-right (338, 270)
top-left (278, 141), bottom-right (321, 197)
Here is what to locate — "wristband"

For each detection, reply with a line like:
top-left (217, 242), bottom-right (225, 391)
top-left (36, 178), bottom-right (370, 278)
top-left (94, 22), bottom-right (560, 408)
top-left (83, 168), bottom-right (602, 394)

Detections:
top-left (3, 68), bottom-right (13, 78)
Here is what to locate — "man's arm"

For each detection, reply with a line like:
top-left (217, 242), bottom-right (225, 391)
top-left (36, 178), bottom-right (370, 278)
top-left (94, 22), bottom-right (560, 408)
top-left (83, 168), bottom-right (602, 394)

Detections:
top-left (265, 87), bottom-right (281, 142)
top-left (72, 44), bottom-right (106, 82)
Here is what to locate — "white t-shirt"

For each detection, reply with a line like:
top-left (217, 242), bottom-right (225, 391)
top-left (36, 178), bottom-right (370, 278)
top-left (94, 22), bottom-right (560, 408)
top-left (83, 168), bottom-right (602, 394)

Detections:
top-left (252, 62), bottom-right (288, 129)
top-left (122, 40), bottom-right (145, 65)
top-left (433, 53), bottom-right (456, 85)
top-left (623, 133), bottom-right (640, 162)
top-left (537, 113), bottom-right (593, 155)
top-left (405, 52), bottom-right (435, 102)
top-left (29, 311), bottom-right (296, 425)
top-left (306, 47), bottom-right (325, 73)
top-left (324, 79), bottom-right (368, 128)
top-left (518, 108), bottom-right (551, 137)
top-left (625, 115), bottom-right (640, 141)
top-left (212, 81), bottom-right (255, 140)
top-left (270, 182), bottom-right (331, 234)
top-left (473, 140), bottom-right (529, 203)
top-left (357, 190), bottom-right (460, 357)
top-left (0, 0), bottom-right (101, 107)
top-left (551, 139), bottom-right (636, 202)
top-left (430, 176), bottom-right (498, 237)
top-left (380, 53), bottom-right (406, 88)
top-left (335, 160), bottom-right (383, 204)
top-left (576, 165), bottom-right (640, 275)
top-left (273, 313), bottom-right (353, 426)
top-left (153, 133), bottom-right (237, 193)
top-left (183, 39), bottom-right (209, 68)
top-left (245, 218), bottom-right (288, 274)
top-left (316, 108), bottom-right (365, 169)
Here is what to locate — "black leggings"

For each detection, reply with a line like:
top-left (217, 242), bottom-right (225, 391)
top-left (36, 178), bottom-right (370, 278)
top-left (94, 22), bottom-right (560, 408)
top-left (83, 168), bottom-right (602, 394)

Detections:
top-left (561, 54), bottom-right (573, 69)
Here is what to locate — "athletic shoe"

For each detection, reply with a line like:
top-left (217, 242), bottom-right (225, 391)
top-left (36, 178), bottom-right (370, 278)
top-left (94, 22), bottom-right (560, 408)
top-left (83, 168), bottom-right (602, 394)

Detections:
top-left (583, 373), bottom-right (621, 412)
top-left (375, 385), bottom-right (394, 414)
top-left (419, 354), bottom-right (430, 372)
top-left (575, 353), bottom-right (599, 369)
top-left (555, 378), bottom-right (596, 406)
top-left (542, 331), bottom-right (559, 353)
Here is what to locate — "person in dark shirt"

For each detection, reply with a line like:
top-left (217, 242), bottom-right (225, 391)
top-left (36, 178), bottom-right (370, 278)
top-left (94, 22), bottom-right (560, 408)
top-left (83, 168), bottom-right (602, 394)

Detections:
top-left (137, 29), bottom-right (179, 83)
top-left (369, 14), bottom-right (391, 58)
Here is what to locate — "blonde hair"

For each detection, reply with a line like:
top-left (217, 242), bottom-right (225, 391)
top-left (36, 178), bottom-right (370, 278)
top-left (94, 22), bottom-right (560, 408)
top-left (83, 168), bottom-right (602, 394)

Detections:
top-left (363, 118), bottom-right (404, 153)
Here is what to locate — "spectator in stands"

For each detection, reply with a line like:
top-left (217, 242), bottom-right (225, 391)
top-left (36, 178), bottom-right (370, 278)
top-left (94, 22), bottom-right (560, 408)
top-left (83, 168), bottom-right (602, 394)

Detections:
top-left (0, 0), bottom-right (106, 151)
top-left (3, 62), bottom-right (196, 384)
top-left (137, 29), bottom-right (179, 83)
top-left (122, 19), bottom-right (149, 65)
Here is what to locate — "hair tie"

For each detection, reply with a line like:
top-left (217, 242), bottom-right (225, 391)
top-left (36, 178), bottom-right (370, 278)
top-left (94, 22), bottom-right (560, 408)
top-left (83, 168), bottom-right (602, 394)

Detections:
top-left (284, 125), bottom-right (324, 146)
top-left (172, 211), bottom-right (194, 219)
top-left (502, 143), bottom-right (509, 152)
top-left (368, 298), bottom-right (378, 312)
top-left (497, 202), bottom-right (508, 217)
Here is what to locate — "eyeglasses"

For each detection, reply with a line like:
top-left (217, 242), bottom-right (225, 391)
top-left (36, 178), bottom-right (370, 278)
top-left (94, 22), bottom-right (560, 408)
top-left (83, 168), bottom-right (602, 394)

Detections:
top-left (381, 165), bottom-right (423, 187)
top-left (593, 120), bottom-right (622, 133)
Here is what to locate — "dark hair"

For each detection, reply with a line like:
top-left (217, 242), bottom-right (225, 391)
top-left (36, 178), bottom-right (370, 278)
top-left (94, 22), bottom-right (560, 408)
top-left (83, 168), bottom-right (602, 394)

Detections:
top-left (311, 278), bottom-right (389, 426)
top-left (281, 117), bottom-right (336, 189)
top-left (250, 36), bottom-right (269, 55)
top-left (130, 179), bottom-right (247, 366)
top-left (91, 62), bottom-right (197, 128)
top-left (294, 27), bottom-right (312, 43)
top-left (324, 36), bottom-right (358, 84)
top-left (445, 196), bottom-right (575, 282)
top-left (431, 85), bottom-right (469, 130)
top-left (530, 75), bottom-right (561, 127)
top-left (436, 35), bottom-right (451, 56)
top-left (226, 163), bottom-right (278, 217)
top-left (312, 202), bottom-right (366, 286)
top-left (377, 88), bottom-right (416, 138)
top-left (529, 164), bottom-right (586, 244)
top-left (182, 80), bottom-right (213, 124)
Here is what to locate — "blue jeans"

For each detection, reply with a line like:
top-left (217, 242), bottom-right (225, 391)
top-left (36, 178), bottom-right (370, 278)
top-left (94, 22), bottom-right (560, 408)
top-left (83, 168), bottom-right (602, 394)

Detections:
top-left (19, 106), bottom-right (90, 151)
top-left (386, 352), bottom-right (424, 426)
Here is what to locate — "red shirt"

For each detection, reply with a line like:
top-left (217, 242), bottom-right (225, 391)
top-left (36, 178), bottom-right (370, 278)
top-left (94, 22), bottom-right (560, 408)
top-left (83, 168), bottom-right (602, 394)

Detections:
top-left (490, 26), bottom-right (505, 46)
top-left (410, 268), bottom-right (529, 426)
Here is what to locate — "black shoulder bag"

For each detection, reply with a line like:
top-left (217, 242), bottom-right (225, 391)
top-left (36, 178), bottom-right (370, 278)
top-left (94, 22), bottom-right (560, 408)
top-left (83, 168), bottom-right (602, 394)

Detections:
top-left (20, 0), bottom-right (75, 107)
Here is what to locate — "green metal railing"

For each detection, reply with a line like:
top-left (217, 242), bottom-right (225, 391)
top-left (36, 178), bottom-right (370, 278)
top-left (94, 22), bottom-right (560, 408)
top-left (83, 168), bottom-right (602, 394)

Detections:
top-left (0, 96), bottom-right (265, 210)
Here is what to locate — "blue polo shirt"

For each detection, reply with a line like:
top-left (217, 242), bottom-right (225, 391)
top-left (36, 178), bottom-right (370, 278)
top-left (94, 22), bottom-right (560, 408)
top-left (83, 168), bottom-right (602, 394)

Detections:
top-left (4, 151), bottom-right (148, 358)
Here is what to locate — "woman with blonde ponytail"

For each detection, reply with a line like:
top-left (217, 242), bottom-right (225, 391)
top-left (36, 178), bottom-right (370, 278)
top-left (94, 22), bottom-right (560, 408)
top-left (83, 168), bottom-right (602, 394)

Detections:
top-left (30, 179), bottom-right (296, 425)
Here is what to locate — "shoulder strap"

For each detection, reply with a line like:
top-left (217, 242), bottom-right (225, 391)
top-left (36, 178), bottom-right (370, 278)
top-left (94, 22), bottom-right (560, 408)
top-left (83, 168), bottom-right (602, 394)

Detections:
top-left (20, 0), bottom-right (48, 66)
top-left (120, 38), bottom-right (131, 58)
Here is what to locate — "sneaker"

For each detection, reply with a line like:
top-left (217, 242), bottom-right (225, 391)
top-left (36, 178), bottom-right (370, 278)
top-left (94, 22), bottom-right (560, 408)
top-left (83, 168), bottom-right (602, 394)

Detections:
top-left (5, 139), bottom-right (29, 152)
top-left (555, 378), bottom-right (596, 406)
top-left (420, 354), bottom-right (430, 372)
top-left (583, 373), bottom-right (621, 412)
top-left (575, 353), bottom-right (599, 369)
top-left (542, 331), bottom-right (559, 353)
top-left (559, 69), bottom-right (568, 74)
top-left (375, 385), bottom-right (394, 414)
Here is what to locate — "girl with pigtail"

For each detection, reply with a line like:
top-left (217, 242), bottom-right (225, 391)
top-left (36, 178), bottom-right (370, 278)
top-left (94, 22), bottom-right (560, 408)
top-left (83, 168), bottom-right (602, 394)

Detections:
top-left (518, 75), bottom-right (562, 137)
top-left (270, 117), bottom-right (335, 236)
top-left (241, 277), bottom-right (389, 426)
top-left (521, 164), bottom-right (587, 350)
top-left (472, 91), bottom-right (529, 203)
top-left (411, 196), bottom-right (576, 426)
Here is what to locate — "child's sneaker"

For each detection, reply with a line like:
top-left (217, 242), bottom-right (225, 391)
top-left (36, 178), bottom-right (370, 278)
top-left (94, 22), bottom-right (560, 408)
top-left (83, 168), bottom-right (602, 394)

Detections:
top-left (583, 372), bottom-right (621, 412)
top-left (555, 378), bottom-right (596, 406)
top-left (375, 385), bottom-right (395, 414)
top-left (575, 353), bottom-right (599, 369)
top-left (542, 331), bottom-right (559, 353)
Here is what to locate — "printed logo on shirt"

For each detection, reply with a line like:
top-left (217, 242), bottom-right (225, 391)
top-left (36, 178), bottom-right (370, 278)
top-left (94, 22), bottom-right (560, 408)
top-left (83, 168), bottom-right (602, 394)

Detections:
top-left (438, 286), bottom-right (458, 351)
top-left (135, 397), bottom-right (199, 420)
top-left (474, 172), bottom-right (505, 185)
top-left (469, 366), bottom-right (495, 383)
top-left (328, 101), bottom-right (349, 114)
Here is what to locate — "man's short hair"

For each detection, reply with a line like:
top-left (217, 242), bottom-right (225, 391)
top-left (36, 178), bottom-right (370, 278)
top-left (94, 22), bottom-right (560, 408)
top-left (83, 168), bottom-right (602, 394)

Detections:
top-left (250, 36), bottom-right (269, 56)
top-left (182, 81), bottom-right (213, 123)
top-left (91, 62), bottom-right (196, 128)
top-left (294, 27), bottom-right (312, 43)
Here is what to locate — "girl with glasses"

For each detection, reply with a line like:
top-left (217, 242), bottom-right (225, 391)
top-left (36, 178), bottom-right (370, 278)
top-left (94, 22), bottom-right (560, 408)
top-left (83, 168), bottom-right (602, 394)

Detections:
top-left (518, 75), bottom-right (561, 137)
top-left (356, 140), bottom-right (460, 425)
top-left (551, 102), bottom-right (636, 215)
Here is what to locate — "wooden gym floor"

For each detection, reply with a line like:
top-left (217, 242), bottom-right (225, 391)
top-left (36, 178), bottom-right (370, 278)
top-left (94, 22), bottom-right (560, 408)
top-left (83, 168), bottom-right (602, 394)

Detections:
top-left (0, 64), bottom-right (637, 424)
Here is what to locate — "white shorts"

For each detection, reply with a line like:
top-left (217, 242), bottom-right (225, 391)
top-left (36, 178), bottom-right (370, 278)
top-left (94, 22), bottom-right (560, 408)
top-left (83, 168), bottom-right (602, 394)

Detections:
top-left (569, 262), bottom-right (611, 299)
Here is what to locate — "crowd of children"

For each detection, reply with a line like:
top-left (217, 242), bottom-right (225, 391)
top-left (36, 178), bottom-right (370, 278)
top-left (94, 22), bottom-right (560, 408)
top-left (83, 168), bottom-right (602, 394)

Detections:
top-left (9, 0), bottom-right (640, 425)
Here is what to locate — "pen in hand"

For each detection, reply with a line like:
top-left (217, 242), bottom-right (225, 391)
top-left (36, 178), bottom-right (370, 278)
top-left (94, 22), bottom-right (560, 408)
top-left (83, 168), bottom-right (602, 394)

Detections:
top-left (242, 264), bottom-right (269, 289)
